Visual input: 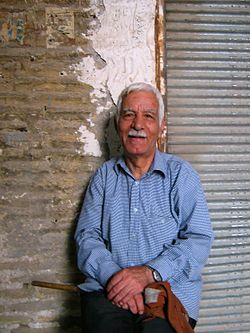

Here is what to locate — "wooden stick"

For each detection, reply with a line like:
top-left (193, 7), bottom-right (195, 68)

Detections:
top-left (31, 280), bottom-right (79, 293)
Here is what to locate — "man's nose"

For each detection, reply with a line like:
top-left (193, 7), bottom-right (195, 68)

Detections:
top-left (132, 114), bottom-right (143, 130)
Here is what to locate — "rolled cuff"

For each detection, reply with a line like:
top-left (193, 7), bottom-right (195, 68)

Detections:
top-left (97, 261), bottom-right (121, 287)
top-left (146, 256), bottom-right (173, 282)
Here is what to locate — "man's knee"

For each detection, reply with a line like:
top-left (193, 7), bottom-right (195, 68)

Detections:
top-left (136, 317), bottom-right (175, 333)
top-left (80, 292), bottom-right (134, 333)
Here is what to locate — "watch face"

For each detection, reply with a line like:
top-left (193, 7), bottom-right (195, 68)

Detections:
top-left (153, 270), bottom-right (161, 282)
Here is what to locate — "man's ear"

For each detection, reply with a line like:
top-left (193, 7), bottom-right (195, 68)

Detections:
top-left (160, 116), bottom-right (166, 134)
top-left (157, 117), bottom-right (167, 151)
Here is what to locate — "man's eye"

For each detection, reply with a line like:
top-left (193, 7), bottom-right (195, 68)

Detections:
top-left (145, 113), bottom-right (154, 119)
top-left (122, 111), bottom-right (134, 118)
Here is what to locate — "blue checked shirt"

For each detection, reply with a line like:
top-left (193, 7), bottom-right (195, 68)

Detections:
top-left (75, 150), bottom-right (213, 320)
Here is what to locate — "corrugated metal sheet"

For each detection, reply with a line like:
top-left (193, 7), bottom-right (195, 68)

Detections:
top-left (164, 1), bottom-right (250, 332)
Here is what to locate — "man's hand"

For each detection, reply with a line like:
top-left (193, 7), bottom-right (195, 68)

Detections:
top-left (106, 266), bottom-right (154, 314)
top-left (118, 294), bottom-right (145, 314)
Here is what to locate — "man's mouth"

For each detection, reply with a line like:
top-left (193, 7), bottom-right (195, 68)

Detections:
top-left (128, 130), bottom-right (147, 139)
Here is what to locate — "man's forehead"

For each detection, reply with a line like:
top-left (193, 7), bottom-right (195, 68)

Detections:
top-left (122, 107), bottom-right (158, 113)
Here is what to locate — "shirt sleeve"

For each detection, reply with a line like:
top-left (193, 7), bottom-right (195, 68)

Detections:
top-left (147, 163), bottom-right (214, 283)
top-left (74, 168), bottom-right (121, 287)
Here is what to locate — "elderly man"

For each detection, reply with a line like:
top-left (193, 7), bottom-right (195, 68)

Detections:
top-left (75, 82), bottom-right (213, 333)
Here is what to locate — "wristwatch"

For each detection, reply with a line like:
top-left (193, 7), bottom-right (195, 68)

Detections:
top-left (147, 266), bottom-right (162, 282)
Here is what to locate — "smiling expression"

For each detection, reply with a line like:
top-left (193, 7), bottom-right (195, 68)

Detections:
top-left (118, 90), bottom-right (164, 160)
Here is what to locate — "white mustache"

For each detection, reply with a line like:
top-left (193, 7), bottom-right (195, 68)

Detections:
top-left (128, 130), bottom-right (147, 138)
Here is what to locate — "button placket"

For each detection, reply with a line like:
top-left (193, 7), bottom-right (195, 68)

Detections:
top-left (128, 180), bottom-right (140, 263)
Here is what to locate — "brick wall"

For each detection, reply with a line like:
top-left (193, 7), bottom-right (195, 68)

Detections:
top-left (0, 1), bottom-right (156, 332)
top-left (0, 1), bottom-right (109, 332)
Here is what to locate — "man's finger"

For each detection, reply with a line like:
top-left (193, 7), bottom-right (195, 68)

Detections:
top-left (126, 297), bottom-right (138, 314)
top-left (107, 282), bottom-right (132, 303)
top-left (120, 302), bottom-right (128, 310)
top-left (134, 294), bottom-right (144, 315)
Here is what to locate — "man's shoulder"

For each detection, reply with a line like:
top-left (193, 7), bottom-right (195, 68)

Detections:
top-left (100, 156), bottom-right (119, 169)
top-left (157, 151), bottom-right (197, 175)
top-left (157, 151), bottom-right (187, 167)
top-left (88, 157), bottom-right (119, 188)
top-left (93, 157), bottom-right (120, 177)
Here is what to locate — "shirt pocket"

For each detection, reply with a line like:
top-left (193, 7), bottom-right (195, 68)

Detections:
top-left (147, 212), bottom-right (178, 245)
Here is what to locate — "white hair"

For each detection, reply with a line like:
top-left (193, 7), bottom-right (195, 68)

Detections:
top-left (116, 82), bottom-right (165, 124)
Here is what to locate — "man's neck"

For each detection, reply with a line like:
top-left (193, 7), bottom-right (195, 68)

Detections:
top-left (124, 153), bottom-right (155, 180)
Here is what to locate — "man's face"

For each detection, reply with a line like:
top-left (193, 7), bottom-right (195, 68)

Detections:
top-left (118, 90), bottom-right (164, 159)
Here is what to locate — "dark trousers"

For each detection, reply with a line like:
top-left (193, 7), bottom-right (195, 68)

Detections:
top-left (80, 291), bottom-right (196, 333)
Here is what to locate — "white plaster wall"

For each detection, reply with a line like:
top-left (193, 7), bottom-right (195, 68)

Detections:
top-left (73, 0), bottom-right (156, 157)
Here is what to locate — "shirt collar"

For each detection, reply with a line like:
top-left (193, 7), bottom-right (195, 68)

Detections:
top-left (149, 149), bottom-right (167, 177)
top-left (114, 149), bottom-right (166, 178)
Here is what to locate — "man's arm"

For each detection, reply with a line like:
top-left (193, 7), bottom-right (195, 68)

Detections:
top-left (146, 167), bottom-right (213, 284)
top-left (74, 169), bottom-right (121, 287)
top-left (75, 169), bottom-right (149, 314)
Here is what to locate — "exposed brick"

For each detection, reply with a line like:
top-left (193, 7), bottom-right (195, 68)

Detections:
top-left (0, 1), bottom-right (105, 332)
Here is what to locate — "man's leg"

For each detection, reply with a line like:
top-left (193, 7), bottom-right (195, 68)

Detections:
top-left (135, 316), bottom-right (175, 333)
top-left (80, 291), bottom-right (135, 333)
top-left (135, 316), bottom-right (196, 333)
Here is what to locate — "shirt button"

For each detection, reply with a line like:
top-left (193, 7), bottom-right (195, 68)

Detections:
top-left (134, 208), bottom-right (138, 213)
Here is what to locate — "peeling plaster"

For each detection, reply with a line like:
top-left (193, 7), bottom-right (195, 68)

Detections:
top-left (72, 0), bottom-right (156, 157)
top-left (77, 125), bottom-right (102, 157)
top-left (74, 0), bottom-right (156, 103)
top-left (87, 118), bottom-right (95, 127)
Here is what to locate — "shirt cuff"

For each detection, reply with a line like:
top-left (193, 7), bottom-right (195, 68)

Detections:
top-left (97, 261), bottom-right (121, 287)
top-left (146, 256), bottom-right (174, 282)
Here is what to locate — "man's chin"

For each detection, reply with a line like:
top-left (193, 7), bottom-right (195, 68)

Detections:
top-left (124, 147), bottom-right (156, 159)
